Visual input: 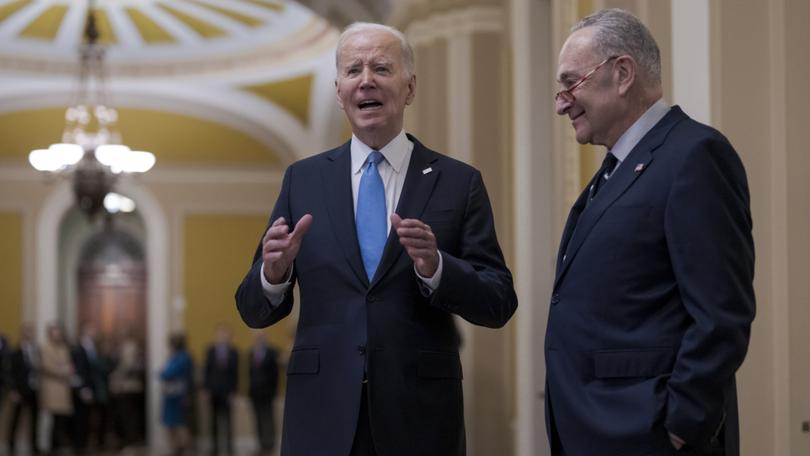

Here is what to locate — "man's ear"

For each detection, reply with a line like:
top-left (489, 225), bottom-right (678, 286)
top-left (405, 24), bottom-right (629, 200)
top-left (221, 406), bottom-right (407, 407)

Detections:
top-left (335, 79), bottom-right (345, 109)
top-left (615, 56), bottom-right (637, 96)
top-left (405, 74), bottom-right (416, 105)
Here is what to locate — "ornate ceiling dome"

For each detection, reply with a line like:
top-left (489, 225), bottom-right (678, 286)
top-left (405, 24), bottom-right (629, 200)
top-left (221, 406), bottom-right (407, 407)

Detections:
top-left (0, 0), bottom-right (337, 77)
top-left (0, 0), bottom-right (356, 168)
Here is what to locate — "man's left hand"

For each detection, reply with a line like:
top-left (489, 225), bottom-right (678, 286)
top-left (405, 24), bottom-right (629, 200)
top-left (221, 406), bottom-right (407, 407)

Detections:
top-left (391, 214), bottom-right (439, 277)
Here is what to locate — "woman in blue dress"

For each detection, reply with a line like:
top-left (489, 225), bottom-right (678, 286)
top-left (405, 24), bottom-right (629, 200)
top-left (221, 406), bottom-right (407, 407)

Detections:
top-left (160, 333), bottom-right (194, 455)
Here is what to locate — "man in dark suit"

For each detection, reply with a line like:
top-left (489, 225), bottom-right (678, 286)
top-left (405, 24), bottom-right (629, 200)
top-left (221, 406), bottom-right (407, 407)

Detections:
top-left (7, 324), bottom-right (40, 456)
top-left (204, 324), bottom-right (239, 456)
top-left (71, 323), bottom-right (107, 452)
top-left (546, 9), bottom-right (755, 456)
top-left (248, 330), bottom-right (279, 455)
top-left (236, 22), bottom-right (517, 456)
top-left (0, 333), bottom-right (10, 449)
top-left (0, 334), bottom-right (8, 409)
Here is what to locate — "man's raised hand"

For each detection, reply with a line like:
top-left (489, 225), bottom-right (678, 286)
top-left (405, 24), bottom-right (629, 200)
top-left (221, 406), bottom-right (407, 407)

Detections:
top-left (391, 213), bottom-right (439, 278)
top-left (262, 214), bottom-right (313, 283)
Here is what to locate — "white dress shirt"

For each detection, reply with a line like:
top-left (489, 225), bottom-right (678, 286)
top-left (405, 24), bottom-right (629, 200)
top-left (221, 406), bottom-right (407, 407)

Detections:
top-left (605, 98), bottom-right (671, 175)
top-left (261, 131), bottom-right (443, 305)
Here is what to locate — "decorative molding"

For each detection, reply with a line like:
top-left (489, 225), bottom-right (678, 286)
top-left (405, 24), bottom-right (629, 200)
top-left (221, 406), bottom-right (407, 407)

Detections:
top-left (141, 167), bottom-right (284, 186)
top-left (404, 5), bottom-right (504, 46)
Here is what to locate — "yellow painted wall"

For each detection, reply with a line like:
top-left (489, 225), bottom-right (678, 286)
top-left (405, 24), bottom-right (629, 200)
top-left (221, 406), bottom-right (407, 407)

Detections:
top-left (0, 212), bottom-right (22, 343)
top-left (183, 214), bottom-right (291, 362)
top-left (0, 108), bottom-right (280, 167)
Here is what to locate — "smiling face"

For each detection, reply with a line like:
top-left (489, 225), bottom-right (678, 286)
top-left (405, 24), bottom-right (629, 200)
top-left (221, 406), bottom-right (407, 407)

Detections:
top-left (555, 27), bottom-right (625, 148)
top-left (335, 28), bottom-right (415, 149)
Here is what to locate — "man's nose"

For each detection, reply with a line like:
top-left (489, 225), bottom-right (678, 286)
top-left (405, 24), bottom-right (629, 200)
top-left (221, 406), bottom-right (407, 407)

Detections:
top-left (359, 67), bottom-right (375, 87)
top-left (555, 96), bottom-right (571, 115)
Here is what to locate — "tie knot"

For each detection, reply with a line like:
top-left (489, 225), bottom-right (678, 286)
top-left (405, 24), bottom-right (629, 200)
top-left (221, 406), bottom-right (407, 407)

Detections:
top-left (367, 150), bottom-right (384, 166)
top-left (602, 152), bottom-right (619, 179)
top-left (602, 152), bottom-right (618, 172)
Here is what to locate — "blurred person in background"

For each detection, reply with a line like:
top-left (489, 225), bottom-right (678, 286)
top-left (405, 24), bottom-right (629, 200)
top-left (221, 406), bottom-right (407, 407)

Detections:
top-left (204, 324), bottom-right (239, 456)
top-left (0, 333), bottom-right (9, 424)
top-left (71, 322), bottom-right (105, 453)
top-left (40, 324), bottom-right (74, 454)
top-left (161, 332), bottom-right (194, 456)
top-left (7, 323), bottom-right (40, 456)
top-left (248, 330), bottom-right (279, 456)
top-left (109, 331), bottom-right (146, 451)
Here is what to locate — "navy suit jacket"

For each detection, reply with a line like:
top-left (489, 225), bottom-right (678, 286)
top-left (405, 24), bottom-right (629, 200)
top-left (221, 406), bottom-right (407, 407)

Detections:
top-left (545, 106), bottom-right (755, 456)
top-left (236, 134), bottom-right (517, 456)
top-left (204, 345), bottom-right (239, 397)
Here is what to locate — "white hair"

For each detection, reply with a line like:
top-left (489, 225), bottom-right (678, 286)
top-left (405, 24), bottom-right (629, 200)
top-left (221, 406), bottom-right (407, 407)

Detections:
top-left (573, 8), bottom-right (661, 85)
top-left (336, 22), bottom-right (415, 78)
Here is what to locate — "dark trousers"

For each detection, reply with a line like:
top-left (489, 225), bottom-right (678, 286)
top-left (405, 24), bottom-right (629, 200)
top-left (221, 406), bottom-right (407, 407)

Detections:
top-left (51, 414), bottom-right (73, 453)
top-left (250, 397), bottom-right (276, 452)
top-left (8, 392), bottom-right (39, 455)
top-left (349, 384), bottom-right (377, 456)
top-left (72, 394), bottom-right (90, 451)
top-left (209, 394), bottom-right (233, 455)
top-left (114, 392), bottom-right (145, 447)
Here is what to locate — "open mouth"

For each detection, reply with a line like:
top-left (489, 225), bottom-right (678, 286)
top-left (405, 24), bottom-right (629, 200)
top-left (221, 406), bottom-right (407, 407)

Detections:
top-left (358, 100), bottom-right (383, 110)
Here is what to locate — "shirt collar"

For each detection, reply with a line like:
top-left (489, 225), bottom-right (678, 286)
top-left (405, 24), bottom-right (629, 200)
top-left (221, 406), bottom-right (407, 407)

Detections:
top-left (351, 130), bottom-right (411, 175)
top-left (609, 98), bottom-right (670, 163)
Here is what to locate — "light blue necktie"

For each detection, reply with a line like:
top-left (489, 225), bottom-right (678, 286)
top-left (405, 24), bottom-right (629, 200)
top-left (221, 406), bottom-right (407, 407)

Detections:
top-left (356, 150), bottom-right (387, 281)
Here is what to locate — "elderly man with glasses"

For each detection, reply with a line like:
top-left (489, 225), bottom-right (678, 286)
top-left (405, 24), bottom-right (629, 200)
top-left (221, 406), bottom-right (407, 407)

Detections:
top-left (546, 9), bottom-right (755, 456)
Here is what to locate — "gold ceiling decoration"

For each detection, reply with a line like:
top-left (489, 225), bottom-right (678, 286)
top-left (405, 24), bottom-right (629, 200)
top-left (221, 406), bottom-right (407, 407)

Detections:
top-left (0, 0), bottom-right (285, 45)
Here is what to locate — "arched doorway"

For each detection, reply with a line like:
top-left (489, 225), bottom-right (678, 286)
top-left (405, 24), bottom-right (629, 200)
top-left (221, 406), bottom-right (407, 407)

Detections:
top-left (76, 223), bottom-right (147, 342)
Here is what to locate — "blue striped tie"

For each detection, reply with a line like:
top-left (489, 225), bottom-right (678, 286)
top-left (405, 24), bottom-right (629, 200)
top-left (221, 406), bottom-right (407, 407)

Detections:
top-left (356, 151), bottom-right (387, 280)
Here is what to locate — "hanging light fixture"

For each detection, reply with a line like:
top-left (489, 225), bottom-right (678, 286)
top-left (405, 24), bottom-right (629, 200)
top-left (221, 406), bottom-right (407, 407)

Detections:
top-left (28, 0), bottom-right (155, 216)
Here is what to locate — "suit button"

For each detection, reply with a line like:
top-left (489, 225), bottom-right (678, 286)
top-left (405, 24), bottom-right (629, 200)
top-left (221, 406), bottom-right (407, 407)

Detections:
top-left (357, 345), bottom-right (366, 354)
top-left (550, 293), bottom-right (560, 305)
top-left (367, 295), bottom-right (377, 303)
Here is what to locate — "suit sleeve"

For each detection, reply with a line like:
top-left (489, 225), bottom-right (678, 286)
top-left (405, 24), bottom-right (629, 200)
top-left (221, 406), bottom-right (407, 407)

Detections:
top-left (235, 165), bottom-right (297, 328)
top-left (663, 136), bottom-right (755, 446)
top-left (428, 170), bottom-right (518, 328)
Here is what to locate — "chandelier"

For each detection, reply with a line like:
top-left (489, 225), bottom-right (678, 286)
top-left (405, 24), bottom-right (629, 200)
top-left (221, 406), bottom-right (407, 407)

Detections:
top-left (28, 1), bottom-right (155, 216)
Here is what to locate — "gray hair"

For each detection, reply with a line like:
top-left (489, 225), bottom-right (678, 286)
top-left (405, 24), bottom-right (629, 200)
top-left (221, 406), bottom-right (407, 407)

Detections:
top-left (573, 8), bottom-right (661, 85)
top-left (336, 22), bottom-right (415, 78)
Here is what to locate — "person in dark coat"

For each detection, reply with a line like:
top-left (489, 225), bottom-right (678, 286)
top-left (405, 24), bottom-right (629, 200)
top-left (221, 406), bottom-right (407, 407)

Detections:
top-left (7, 323), bottom-right (40, 456)
top-left (71, 322), bottom-right (105, 452)
top-left (204, 324), bottom-right (239, 455)
top-left (0, 333), bottom-right (8, 411)
top-left (546, 9), bottom-right (754, 456)
top-left (0, 333), bottom-right (11, 450)
top-left (235, 22), bottom-right (517, 456)
top-left (248, 330), bottom-right (279, 455)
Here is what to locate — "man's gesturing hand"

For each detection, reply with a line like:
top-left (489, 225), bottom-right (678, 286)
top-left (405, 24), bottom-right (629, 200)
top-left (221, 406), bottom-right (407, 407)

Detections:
top-left (391, 213), bottom-right (439, 278)
top-left (262, 214), bottom-right (313, 284)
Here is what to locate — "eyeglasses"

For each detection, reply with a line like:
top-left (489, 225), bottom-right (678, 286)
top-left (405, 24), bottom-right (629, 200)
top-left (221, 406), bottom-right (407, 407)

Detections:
top-left (555, 56), bottom-right (619, 104)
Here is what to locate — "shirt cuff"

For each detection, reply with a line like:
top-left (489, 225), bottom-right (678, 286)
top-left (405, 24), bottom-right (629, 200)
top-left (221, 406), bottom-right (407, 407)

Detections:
top-left (260, 263), bottom-right (293, 307)
top-left (415, 251), bottom-right (443, 294)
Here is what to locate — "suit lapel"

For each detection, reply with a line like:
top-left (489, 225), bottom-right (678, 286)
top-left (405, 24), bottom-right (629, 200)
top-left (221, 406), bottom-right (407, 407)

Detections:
top-left (554, 186), bottom-right (590, 279)
top-left (553, 107), bottom-right (686, 289)
top-left (371, 135), bottom-right (440, 287)
top-left (321, 141), bottom-right (369, 286)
